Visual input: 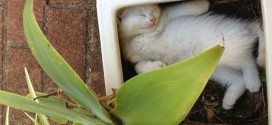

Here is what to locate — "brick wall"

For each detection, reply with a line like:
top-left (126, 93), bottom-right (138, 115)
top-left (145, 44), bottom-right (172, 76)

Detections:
top-left (0, 0), bottom-right (105, 124)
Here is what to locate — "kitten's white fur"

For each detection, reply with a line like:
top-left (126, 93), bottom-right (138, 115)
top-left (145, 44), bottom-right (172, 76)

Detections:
top-left (118, 0), bottom-right (264, 110)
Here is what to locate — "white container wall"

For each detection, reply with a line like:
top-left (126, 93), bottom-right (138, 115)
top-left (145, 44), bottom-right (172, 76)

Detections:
top-left (96, 0), bottom-right (182, 95)
top-left (261, 0), bottom-right (272, 124)
top-left (97, 0), bottom-right (271, 124)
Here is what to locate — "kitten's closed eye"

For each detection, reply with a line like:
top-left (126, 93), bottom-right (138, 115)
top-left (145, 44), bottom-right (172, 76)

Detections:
top-left (118, 4), bottom-right (160, 37)
top-left (138, 14), bottom-right (146, 17)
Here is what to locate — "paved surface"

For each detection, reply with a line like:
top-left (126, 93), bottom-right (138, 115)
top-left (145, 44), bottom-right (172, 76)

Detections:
top-left (0, 0), bottom-right (105, 124)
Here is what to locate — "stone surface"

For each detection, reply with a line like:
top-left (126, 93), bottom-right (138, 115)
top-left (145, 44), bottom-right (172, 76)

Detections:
top-left (7, 0), bottom-right (45, 44)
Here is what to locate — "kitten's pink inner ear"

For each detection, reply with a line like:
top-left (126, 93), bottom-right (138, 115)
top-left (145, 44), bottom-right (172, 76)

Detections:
top-left (151, 16), bottom-right (156, 23)
top-left (148, 15), bottom-right (156, 24)
top-left (118, 8), bottom-right (127, 18)
top-left (117, 16), bottom-right (121, 25)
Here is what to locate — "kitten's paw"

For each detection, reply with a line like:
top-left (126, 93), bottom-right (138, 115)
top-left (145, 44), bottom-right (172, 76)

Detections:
top-left (222, 96), bottom-right (236, 110)
top-left (222, 102), bottom-right (235, 110)
top-left (245, 80), bottom-right (261, 93)
top-left (135, 61), bottom-right (166, 74)
top-left (257, 55), bottom-right (265, 68)
top-left (153, 61), bottom-right (167, 68)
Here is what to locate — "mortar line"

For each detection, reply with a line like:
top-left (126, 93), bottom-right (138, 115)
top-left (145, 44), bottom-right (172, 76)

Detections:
top-left (89, 0), bottom-right (106, 95)
top-left (41, 2), bottom-right (49, 93)
top-left (1, 0), bottom-right (7, 124)
top-left (89, 0), bottom-right (96, 88)
top-left (48, 3), bottom-right (90, 10)
top-left (6, 41), bottom-right (29, 49)
top-left (84, 7), bottom-right (91, 84)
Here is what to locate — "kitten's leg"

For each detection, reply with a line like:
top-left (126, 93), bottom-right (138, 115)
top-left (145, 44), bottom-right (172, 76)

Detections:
top-left (223, 81), bottom-right (246, 110)
top-left (135, 60), bottom-right (166, 74)
top-left (211, 66), bottom-right (246, 110)
top-left (164, 0), bottom-right (209, 20)
top-left (241, 60), bottom-right (261, 92)
top-left (247, 20), bottom-right (265, 67)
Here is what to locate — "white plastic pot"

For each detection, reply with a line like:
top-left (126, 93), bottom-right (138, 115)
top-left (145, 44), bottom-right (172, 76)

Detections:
top-left (96, 0), bottom-right (272, 124)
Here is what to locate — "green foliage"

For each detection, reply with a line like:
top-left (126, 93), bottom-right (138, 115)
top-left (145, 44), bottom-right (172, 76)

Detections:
top-left (25, 68), bottom-right (50, 125)
top-left (23, 0), bottom-right (112, 124)
top-left (5, 107), bottom-right (9, 125)
top-left (0, 0), bottom-right (224, 124)
top-left (112, 46), bottom-right (223, 125)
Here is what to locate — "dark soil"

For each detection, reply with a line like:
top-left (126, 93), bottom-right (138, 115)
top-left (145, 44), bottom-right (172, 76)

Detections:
top-left (121, 0), bottom-right (268, 124)
top-left (181, 81), bottom-right (267, 125)
top-left (180, 0), bottom-right (268, 124)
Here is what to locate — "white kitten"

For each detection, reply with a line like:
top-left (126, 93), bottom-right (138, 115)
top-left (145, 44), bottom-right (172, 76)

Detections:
top-left (118, 0), bottom-right (264, 110)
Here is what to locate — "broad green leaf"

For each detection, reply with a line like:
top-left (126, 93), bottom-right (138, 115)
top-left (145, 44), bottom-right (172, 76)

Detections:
top-left (23, 0), bottom-right (112, 124)
top-left (112, 45), bottom-right (224, 125)
top-left (0, 91), bottom-right (106, 125)
top-left (25, 68), bottom-right (50, 125)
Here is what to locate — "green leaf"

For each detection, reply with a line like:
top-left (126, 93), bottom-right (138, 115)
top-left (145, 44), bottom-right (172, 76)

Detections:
top-left (24, 112), bottom-right (41, 125)
top-left (73, 123), bottom-right (84, 125)
top-left (27, 92), bottom-right (68, 124)
top-left (23, 0), bottom-right (112, 124)
top-left (28, 92), bottom-right (96, 124)
top-left (0, 91), bottom-right (106, 125)
top-left (31, 92), bottom-right (94, 119)
top-left (48, 117), bottom-right (68, 124)
top-left (111, 45), bottom-right (224, 125)
top-left (5, 107), bottom-right (9, 125)
top-left (25, 68), bottom-right (50, 125)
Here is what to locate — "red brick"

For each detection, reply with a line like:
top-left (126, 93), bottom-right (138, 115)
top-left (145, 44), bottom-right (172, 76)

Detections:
top-left (87, 8), bottom-right (105, 96)
top-left (49, 0), bottom-right (86, 4)
top-left (43, 77), bottom-right (58, 93)
top-left (7, 0), bottom-right (45, 44)
top-left (6, 48), bottom-right (42, 94)
top-left (89, 18), bottom-right (101, 52)
top-left (45, 8), bottom-right (86, 91)
top-left (6, 48), bottom-right (42, 124)
top-left (88, 52), bottom-right (105, 97)
top-left (47, 8), bottom-right (86, 79)
top-left (9, 109), bottom-right (33, 125)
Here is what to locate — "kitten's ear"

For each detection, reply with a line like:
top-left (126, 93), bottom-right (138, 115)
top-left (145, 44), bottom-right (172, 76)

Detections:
top-left (117, 16), bottom-right (121, 26)
top-left (117, 8), bottom-right (128, 18)
top-left (117, 8), bottom-right (127, 24)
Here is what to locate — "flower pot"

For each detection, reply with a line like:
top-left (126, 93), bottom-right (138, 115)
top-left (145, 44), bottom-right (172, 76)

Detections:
top-left (96, 0), bottom-right (271, 124)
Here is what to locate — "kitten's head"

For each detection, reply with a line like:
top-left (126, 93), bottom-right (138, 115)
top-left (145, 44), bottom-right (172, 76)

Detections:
top-left (118, 4), bottom-right (160, 38)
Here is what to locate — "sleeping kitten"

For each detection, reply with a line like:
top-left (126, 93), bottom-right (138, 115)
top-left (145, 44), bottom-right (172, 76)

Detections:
top-left (118, 0), bottom-right (264, 110)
